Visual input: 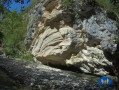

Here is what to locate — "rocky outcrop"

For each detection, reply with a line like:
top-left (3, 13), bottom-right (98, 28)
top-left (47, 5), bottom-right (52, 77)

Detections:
top-left (26, 0), bottom-right (80, 65)
top-left (0, 57), bottom-right (117, 90)
top-left (83, 11), bottom-right (119, 53)
top-left (31, 26), bottom-right (80, 64)
top-left (25, 0), bottom-right (119, 76)
top-left (66, 46), bottom-right (112, 75)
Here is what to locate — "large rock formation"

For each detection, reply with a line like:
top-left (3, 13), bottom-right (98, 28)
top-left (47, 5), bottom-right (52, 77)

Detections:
top-left (0, 57), bottom-right (117, 90)
top-left (83, 11), bottom-right (119, 53)
top-left (25, 0), bottom-right (119, 76)
top-left (31, 26), bottom-right (80, 64)
top-left (26, 0), bottom-right (80, 65)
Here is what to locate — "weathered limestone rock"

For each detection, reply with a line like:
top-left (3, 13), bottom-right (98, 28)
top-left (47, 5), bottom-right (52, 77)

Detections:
top-left (66, 46), bottom-right (112, 75)
top-left (25, 0), bottom-right (119, 76)
top-left (82, 11), bottom-right (119, 54)
top-left (27, 0), bottom-right (80, 65)
top-left (31, 26), bottom-right (80, 64)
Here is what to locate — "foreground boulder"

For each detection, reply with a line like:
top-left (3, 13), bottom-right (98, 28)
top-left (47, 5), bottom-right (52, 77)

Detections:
top-left (0, 57), bottom-right (118, 90)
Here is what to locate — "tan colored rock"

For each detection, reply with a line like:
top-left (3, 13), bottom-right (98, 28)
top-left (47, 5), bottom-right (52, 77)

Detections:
top-left (29, 0), bottom-right (81, 64)
top-left (31, 26), bottom-right (79, 64)
top-left (26, 0), bottom-right (113, 76)
top-left (66, 46), bottom-right (112, 75)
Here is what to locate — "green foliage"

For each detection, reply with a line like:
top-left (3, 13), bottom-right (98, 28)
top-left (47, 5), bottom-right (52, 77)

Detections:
top-left (61, 0), bottom-right (73, 10)
top-left (17, 52), bottom-right (33, 61)
top-left (0, 0), bottom-right (2, 2)
top-left (0, 0), bottom-right (40, 61)
top-left (0, 9), bottom-right (32, 60)
top-left (0, 4), bottom-right (4, 12)
top-left (112, 34), bottom-right (119, 42)
top-left (95, 0), bottom-right (119, 20)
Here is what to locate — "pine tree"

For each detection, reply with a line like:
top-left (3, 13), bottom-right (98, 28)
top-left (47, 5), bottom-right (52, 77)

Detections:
top-left (0, 10), bottom-right (26, 56)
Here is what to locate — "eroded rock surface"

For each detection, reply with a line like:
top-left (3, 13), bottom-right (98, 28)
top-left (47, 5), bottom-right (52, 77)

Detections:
top-left (25, 0), bottom-right (119, 76)
top-left (26, 0), bottom-right (80, 65)
top-left (66, 46), bottom-right (112, 75)
top-left (0, 57), bottom-right (117, 90)
top-left (83, 11), bottom-right (119, 53)
top-left (31, 26), bottom-right (80, 64)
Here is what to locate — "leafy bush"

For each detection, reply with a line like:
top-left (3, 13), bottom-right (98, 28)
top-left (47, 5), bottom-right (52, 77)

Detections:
top-left (0, 8), bottom-right (33, 60)
top-left (95, 0), bottom-right (119, 20)
top-left (61, 0), bottom-right (73, 10)
top-left (0, 0), bottom-right (40, 61)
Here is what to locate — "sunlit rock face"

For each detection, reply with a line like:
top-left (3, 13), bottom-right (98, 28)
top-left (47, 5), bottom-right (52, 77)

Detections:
top-left (83, 11), bottom-right (119, 54)
top-left (66, 46), bottom-right (112, 75)
top-left (25, 0), bottom-right (119, 75)
top-left (31, 26), bottom-right (80, 64)
top-left (28, 0), bottom-right (80, 64)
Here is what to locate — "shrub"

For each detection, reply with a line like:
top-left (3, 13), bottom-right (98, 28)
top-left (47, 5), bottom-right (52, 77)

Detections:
top-left (61, 0), bottom-right (73, 10)
top-left (0, 9), bottom-right (33, 60)
top-left (95, 0), bottom-right (119, 20)
top-left (0, 0), bottom-right (40, 60)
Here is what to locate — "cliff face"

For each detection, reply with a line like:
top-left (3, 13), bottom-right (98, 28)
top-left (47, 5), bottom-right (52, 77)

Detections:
top-left (25, 0), bottom-right (119, 76)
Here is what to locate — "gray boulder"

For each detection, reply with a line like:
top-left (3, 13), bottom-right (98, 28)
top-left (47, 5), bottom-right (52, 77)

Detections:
top-left (83, 11), bottom-right (119, 54)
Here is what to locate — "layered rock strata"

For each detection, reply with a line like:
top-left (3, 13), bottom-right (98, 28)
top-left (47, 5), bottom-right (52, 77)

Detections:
top-left (25, 0), bottom-right (119, 76)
